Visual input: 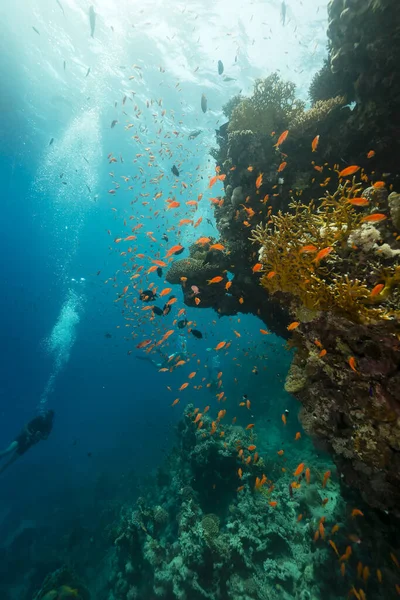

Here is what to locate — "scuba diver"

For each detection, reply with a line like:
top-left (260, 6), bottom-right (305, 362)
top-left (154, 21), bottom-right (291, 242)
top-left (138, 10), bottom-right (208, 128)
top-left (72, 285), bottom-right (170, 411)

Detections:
top-left (0, 409), bottom-right (54, 474)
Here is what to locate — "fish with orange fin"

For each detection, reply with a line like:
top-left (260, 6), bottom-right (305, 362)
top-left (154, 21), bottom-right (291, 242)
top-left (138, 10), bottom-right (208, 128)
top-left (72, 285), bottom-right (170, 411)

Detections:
top-left (274, 130), bottom-right (289, 148)
top-left (339, 165), bottom-right (360, 177)
top-left (361, 213), bottom-right (387, 223)
top-left (312, 135), bottom-right (320, 152)
top-left (313, 246), bottom-right (334, 264)
top-left (255, 173), bottom-right (263, 189)
top-left (293, 463), bottom-right (305, 477)
top-left (322, 470), bottom-right (331, 488)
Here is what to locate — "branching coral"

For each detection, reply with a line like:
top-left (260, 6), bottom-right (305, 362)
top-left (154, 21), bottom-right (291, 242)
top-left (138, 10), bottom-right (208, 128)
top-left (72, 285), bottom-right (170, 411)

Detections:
top-left (251, 179), bottom-right (399, 323)
top-left (228, 74), bottom-right (305, 135)
top-left (289, 96), bottom-right (345, 136)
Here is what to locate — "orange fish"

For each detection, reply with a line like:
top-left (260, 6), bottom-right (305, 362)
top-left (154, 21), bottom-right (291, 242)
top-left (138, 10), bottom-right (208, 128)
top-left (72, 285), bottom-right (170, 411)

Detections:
top-left (297, 514), bottom-right (303, 522)
top-left (171, 398), bottom-right (180, 407)
top-left (319, 349), bottom-right (327, 358)
top-left (152, 260), bottom-right (168, 267)
top-left (277, 161), bottom-right (287, 172)
top-left (348, 356), bottom-right (358, 372)
top-left (123, 286), bottom-right (129, 294)
top-left (373, 181), bottom-right (385, 188)
top-left (208, 276), bottom-right (224, 284)
top-left (306, 467), bottom-right (311, 483)
top-left (319, 522), bottom-right (325, 539)
top-left (136, 339), bottom-right (152, 349)
top-left (371, 283), bottom-right (384, 297)
top-left (237, 485), bottom-right (244, 492)
top-left (331, 524), bottom-right (340, 535)
top-left (188, 372), bottom-right (197, 379)
top-left (277, 450), bottom-right (284, 456)
top-left (339, 165), bottom-right (360, 177)
top-left (347, 197), bottom-right (369, 206)
top-left (340, 563), bottom-right (346, 577)
top-left (215, 341), bottom-right (226, 351)
top-left (313, 246), bottom-right (334, 264)
top-left (267, 271), bottom-right (277, 279)
top-left (225, 281), bottom-right (232, 290)
top-left (246, 423), bottom-right (255, 430)
top-left (269, 501), bottom-right (277, 507)
top-left (367, 150), bottom-right (375, 159)
top-left (299, 244), bottom-right (317, 254)
top-left (165, 244), bottom-right (184, 258)
top-left (390, 552), bottom-right (399, 568)
top-left (248, 445), bottom-right (256, 451)
top-left (196, 237), bottom-right (211, 245)
top-left (376, 568), bottom-right (382, 583)
top-left (351, 508), bottom-right (364, 518)
top-left (322, 470), bottom-right (331, 488)
top-left (260, 329), bottom-right (270, 335)
top-left (274, 130), bottom-right (289, 148)
top-left (252, 263), bottom-right (263, 273)
top-left (282, 414), bottom-right (287, 425)
top-left (329, 540), bottom-right (340, 557)
top-left (238, 468), bottom-right (243, 478)
top-left (159, 287), bottom-right (172, 297)
top-left (293, 463), bottom-right (305, 477)
top-left (209, 244), bottom-right (225, 251)
top-left (312, 135), bottom-right (320, 152)
top-left (287, 321), bottom-right (300, 331)
top-left (247, 166), bottom-right (254, 172)
top-left (179, 382), bottom-right (189, 391)
top-left (255, 173), bottom-right (263, 189)
top-left (295, 432), bottom-right (301, 440)
top-left (361, 213), bottom-right (387, 223)
top-left (167, 201), bottom-right (180, 209)
top-left (179, 219), bottom-right (193, 226)
top-left (195, 297), bottom-right (201, 305)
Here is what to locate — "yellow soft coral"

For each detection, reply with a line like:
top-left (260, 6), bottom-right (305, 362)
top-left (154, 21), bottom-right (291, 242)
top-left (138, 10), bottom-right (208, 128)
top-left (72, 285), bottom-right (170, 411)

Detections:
top-left (251, 179), bottom-right (397, 323)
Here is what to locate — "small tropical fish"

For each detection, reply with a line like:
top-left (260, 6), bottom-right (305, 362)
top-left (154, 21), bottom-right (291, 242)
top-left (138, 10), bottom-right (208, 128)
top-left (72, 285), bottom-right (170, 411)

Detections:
top-left (281, 413), bottom-right (287, 425)
top-left (209, 244), bottom-right (225, 251)
top-left (348, 356), bottom-right (358, 372)
top-left (171, 398), bottom-right (180, 406)
top-left (299, 244), bottom-right (317, 254)
top-left (136, 339), bottom-right (151, 349)
top-left (196, 236), bottom-right (211, 245)
top-left (312, 135), bottom-right (320, 152)
top-left (277, 161), bottom-right (287, 172)
top-left (322, 470), bottom-right (331, 488)
top-left (351, 508), bottom-right (364, 518)
top-left (361, 213), bottom-right (387, 223)
top-left (191, 330), bottom-right (203, 339)
top-left (331, 524), bottom-right (340, 534)
top-left (293, 463), bottom-right (305, 476)
top-left (238, 468), bottom-right (243, 478)
top-left (277, 450), bottom-right (284, 456)
top-left (287, 321), bottom-right (300, 331)
top-left (195, 297), bottom-right (201, 305)
top-left (274, 130), bottom-right (289, 148)
top-left (191, 285), bottom-right (200, 294)
top-left (159, 288), bottom-right (172, 297)
top-left (295, 432), bottom-right (301, 440)
top-left (179, 382), bottom-right (189, 391)
top-left (252, 263), bottom-right (263, 273)
top-left (246, 424), bottom-right (255, 430)
top-left (269, 501), bottom-right (277, 507)
top-left (165, 244), bottom-right (184, 258)
top-left (248, 445), bottom-right (256, 451)
top-left (347, 197), bottom-right (369, 206)
top-left (237, 485), bottom-right (244, 492)
top-left (267, 271), bottom-right (277, 279)
top-left (215, 341), bottom-right (226, 351)
top-left (390, 552), bottom-right (399, 568)
top-left (373, 181), bottom-right (385, 188)
top-left (305, 467), bottom-right (310, 484)
top-left (201, 94), bottom-right (207, 113)
top-left (339, 165), bottom-right (360, 177)
top-left (260, 329), bottom-right (270, 335)
top-left (376, 568), bottom-right (382, 583)
top-left (172, 165), bottom-right (180, 177)
top-left (313, 246), bottom-right (334, 264)
top-left (208, 276), bottom-right (223, 284)
top-left (297, 514), bottom-right (303, 522)
top-left (367, 150), bottom-right (375, 159)
top-left (255, 173), bottom-right (263, 189)
top-left (371, 283), bottom-right (384, 297)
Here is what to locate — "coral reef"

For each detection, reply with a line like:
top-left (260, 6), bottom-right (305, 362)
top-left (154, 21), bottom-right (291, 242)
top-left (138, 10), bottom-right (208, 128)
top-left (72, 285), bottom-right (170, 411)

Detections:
top-left (107, 407), bottom-right (346, 600)
top-left (228, 74), bottom-right (305, 136)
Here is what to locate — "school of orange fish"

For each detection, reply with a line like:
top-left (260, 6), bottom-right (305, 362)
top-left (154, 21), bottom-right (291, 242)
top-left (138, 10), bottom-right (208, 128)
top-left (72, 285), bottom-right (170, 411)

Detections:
top-left (103, 79), bottom-right (399, 597)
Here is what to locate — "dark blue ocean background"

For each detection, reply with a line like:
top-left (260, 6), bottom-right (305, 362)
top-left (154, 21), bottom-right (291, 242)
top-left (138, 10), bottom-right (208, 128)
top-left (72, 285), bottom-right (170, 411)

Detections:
top-left (0, 1), bottom-right (365, 597)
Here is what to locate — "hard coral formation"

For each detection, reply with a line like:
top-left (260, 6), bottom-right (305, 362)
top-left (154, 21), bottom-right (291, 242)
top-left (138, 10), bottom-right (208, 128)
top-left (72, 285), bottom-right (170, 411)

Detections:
top-left (108, 406), bottom-right (341, 600)
top-left (228, 74), bottom-right (305, 135)
top-left (289, 96), bottom-right (345, 136)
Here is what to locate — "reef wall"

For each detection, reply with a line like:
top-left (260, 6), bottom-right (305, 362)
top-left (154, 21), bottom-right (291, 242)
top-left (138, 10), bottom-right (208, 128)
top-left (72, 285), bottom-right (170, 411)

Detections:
top-left (166, 0), bottom-right (400, 513)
